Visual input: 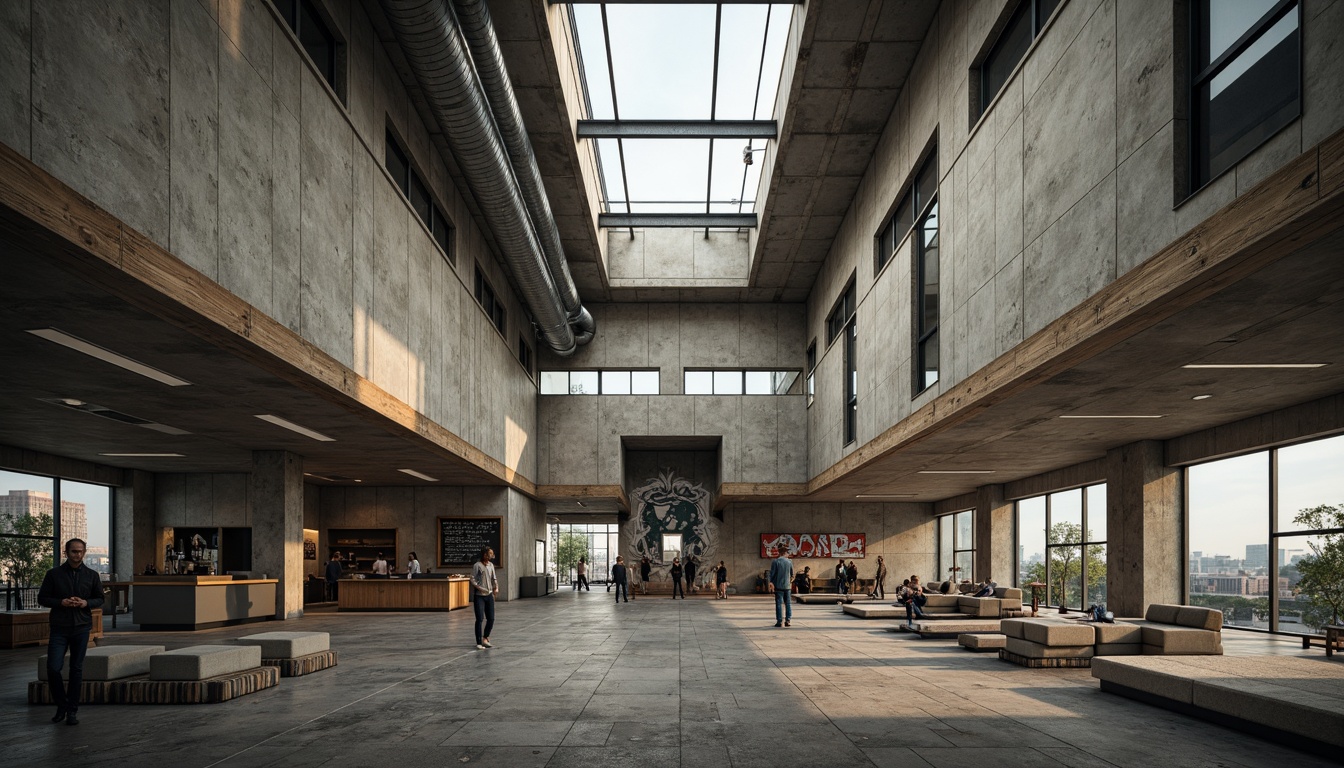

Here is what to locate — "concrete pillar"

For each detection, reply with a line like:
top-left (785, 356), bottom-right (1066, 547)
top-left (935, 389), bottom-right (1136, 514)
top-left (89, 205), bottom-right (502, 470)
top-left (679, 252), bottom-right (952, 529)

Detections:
top-left (250, 451), bottom-right (304, 619)
top-left (112, 470), bottom-right (156, 580)
top-left (1106, 440), bottom-right (1183, 617)
top-left (973, 484), bottom-right (1014, 584)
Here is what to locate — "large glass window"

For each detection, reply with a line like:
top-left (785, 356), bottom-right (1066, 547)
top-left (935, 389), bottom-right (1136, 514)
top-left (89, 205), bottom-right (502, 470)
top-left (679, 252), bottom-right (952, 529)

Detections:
top-left (682, 370), bottom-right (799, 395)
top-left (1190, 0), bottom-right (1301, 188)
top-left (1015, 483), bottom-right (1107, 609)
top-left (1187, 433), bottom-right (1344, 634)
top-left (540, 370), bottom-right (659, 395)
top-left (386, 130), bottom-right (455, 264)
top-left (550, 522), bottom-right (621, 586)
top-left (805, 340), bottom-right (816, 408)
top-left (273, 0), bottom-right (341, 95)
top-left (1, 471), bottom-right (113, 609)
top-left (473, 267), bottom-right (506, 333)
top-left (937, 510), bottom-right (975, 583)
top-left (826, 280), bottom-right (858, 445)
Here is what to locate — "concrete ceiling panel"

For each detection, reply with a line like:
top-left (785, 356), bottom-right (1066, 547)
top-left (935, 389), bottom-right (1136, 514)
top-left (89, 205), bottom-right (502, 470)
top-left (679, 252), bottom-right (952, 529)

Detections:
top-left (765, 215), bottom-right (807, 240)
top-left (811, 0), bottom-right (872, 42)
top-left (873, 1), bottom-right (941, 42)
top-left (515, 86), bottom-right (565, 135)
top-left (789, 88), bottom-right (846, 134)
top-left (814, 177), bottom-right (863, 216)
top-left (780, 287), bottom-right (812, 303)
top-left (840, 89), bottom-right (902, 133)
top-left (803, 42), bottom-right (869, 89)
top-left (770, 176), bottom-right (820, 214)
top-left (487, 0), bottom-right (542, 41)
top-left (857, 42), bottom-right (923, 89)
top-left (499, 41), bottom-right (553, 88)
top-left (760, 240), bottom-right (796, 263)
top-left (827, 135), bottom-right (882, 176)
top-left (802, 215), bottom-right (845, 241)
top-left (782, 134), bottom-right (831, 177)
top-left (794, 240), bottom-right (834, 263)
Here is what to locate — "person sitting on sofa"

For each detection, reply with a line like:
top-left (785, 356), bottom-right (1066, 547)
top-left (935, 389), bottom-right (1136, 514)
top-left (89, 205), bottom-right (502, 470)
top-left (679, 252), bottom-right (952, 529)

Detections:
top-left (972, 576), bottom-right (997, 597)
top-left (793, 566), bottom-right (812, 594)
top-left (895, 578), bottom-right (927, 626)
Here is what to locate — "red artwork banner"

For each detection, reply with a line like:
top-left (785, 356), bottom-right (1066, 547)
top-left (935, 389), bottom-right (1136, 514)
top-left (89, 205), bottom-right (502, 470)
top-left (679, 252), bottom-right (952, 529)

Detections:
top-left (760, 533), bottom-right (866, 559)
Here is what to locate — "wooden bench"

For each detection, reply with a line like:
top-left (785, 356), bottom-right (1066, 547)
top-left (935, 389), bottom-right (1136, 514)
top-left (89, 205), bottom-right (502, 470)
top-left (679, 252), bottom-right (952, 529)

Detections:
top-left (1300, 625), bottom-right (1343, 657)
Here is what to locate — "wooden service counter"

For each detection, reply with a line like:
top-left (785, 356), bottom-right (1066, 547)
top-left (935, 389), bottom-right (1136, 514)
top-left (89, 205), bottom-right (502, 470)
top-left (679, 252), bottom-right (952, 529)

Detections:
top-left (338, 576), bottom-right (471, 611)
top-left (132, 575), bottom-right (277, 631)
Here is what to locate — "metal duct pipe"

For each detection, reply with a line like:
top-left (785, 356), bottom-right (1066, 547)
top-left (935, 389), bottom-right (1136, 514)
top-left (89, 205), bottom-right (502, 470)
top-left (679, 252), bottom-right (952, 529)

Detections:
top-left (379, 0), bottom-right (578, 355)
top-left (451, 0), bottom-right (595, 346)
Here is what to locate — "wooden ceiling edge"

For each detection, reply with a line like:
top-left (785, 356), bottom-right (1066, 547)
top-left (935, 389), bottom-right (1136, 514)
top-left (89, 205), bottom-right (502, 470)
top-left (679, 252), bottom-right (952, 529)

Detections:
top-left (0, 142), bottom-right (535, 497)
top-left (713, 482), bottom-right (811, 510)
top-left (804, 125), bottom-right (1344, 499)
top-left (536, 484), bottom-right (629, 511)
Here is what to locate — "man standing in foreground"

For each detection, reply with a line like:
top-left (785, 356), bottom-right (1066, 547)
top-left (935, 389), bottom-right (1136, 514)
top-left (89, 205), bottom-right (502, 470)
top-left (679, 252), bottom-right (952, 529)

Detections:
top-left (37, 538), bottom-right (104, 725)
top-left (767, 547), bottom-right (794, 628)
top-left (611, 556), bottom-right (630, 603)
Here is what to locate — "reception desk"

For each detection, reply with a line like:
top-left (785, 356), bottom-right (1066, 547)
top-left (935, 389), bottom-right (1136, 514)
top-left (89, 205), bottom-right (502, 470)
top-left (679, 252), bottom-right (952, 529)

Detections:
top-left (132, 575), bottom-right (277, 631)
top-left (338, 577), bottom-right (470, 611)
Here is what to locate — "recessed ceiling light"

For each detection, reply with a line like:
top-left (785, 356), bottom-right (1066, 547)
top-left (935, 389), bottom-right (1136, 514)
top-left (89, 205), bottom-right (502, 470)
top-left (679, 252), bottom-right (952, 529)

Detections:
top-left (1059, 415), bottom-right (1165, 419)
top-left (27, 328), bottom-right (193, 386)
top-left (1182, 363), bottom-right (1328, 369)
top-left (99, 453), bottom-right (185, 457)
top-left (398, 469), bottom-right (439, 482)
top-left (255, 414), bottom-right (335, 442)
top-left (1191, 394), bottom-right (1213, 401)
top-left (917, 470), bottom-right (995, 474)
top-left (855, 494), bottom-right (916, 498)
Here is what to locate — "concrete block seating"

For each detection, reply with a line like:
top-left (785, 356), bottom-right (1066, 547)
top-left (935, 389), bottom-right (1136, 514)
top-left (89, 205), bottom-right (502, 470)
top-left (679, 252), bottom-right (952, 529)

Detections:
top-left (236, 631), bottom-right (337, 677)
top-left (841, 603), bottom-right (907, 619)
top-left (998, 605), bottom-right (1224, 667)
top-left (151, 645), bottom-right (262, 681)
top-left (1000, 617), bottom-right (1097, 667)
top-left (887, 619), bottom-right (1003, 638)
top-left (910, 587), bottom-right (1025, 620)
top-left (38, 645), bottom-right (165, 681)
top-left (1092, 655), bottom-right (1344, 759)
top-left (958, 633), bottom-right (1007, 652)
top-left (1128, 604), bottom-right (1224, 655)
top-left (795, 593), bottom-right (877, 604)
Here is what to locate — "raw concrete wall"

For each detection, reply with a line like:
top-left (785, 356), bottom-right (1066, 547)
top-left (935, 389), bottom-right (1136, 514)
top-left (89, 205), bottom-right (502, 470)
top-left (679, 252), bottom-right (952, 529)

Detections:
top-left (537, 303), bottom-right (807, 485)
top-left (805, 0), bottom-right (1344, 476)
top-left (608, 230), bottom-right (750, 288)
top-left (1, 0), bottom-right (537, 477)
top-left (718, 502), bottom-right (935, 594)
top-left (315, 484), bottom-right (543, 601)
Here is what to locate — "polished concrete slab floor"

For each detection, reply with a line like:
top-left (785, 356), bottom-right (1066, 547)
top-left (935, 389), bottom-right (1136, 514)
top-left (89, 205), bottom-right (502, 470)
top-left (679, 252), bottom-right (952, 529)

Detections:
top-left (0, 592), bottom-right (1334, 767)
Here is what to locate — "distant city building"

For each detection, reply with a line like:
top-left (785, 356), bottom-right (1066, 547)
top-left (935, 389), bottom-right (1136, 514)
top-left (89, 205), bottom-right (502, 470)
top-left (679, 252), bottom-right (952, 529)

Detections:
top-left (0, 489), bottom-right (86, 544)
top-left (1244, 544), bottom-right (1268, 570)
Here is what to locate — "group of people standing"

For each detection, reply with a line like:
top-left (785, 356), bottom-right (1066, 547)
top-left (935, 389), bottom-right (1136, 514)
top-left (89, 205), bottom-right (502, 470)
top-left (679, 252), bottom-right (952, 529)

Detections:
top-left (574, 555), bottom-right (730, 600)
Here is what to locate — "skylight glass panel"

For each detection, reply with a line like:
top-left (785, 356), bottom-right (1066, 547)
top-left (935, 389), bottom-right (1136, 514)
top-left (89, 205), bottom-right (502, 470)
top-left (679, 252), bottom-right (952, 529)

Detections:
top-left (621, 140), bottom-right (709, 211)
top-left (605, 4), bottom-right (717, 120)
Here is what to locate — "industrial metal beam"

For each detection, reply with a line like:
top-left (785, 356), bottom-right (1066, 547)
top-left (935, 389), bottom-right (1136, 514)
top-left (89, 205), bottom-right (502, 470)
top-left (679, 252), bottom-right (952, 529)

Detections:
top-left (577, 120), bottom-right (777, 139)
top-left (598, 213), bottom-right (758, 228)
top-left (555, 1), bottom-right (798, 5)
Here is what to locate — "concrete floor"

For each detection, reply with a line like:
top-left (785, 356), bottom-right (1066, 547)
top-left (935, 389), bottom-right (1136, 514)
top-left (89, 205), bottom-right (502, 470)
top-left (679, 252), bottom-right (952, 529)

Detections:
top-left (0, 593), bottom-right (1334, 768)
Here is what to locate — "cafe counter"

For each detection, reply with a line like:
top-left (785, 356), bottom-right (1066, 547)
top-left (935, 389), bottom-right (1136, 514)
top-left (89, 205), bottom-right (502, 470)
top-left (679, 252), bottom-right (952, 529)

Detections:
top-left (132, 575), bottom-right (277, 631)
top-left (338, 576), bottom-right (471, 611)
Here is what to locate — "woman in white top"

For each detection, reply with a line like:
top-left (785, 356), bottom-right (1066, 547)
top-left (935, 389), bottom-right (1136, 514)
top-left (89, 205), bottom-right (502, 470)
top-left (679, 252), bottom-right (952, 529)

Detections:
top-left (372, 553), bottom-right (389, 576)
top-left (472, 547), bottom-right (499, 649)
top-left (405, 552), bottom-right (421, 579)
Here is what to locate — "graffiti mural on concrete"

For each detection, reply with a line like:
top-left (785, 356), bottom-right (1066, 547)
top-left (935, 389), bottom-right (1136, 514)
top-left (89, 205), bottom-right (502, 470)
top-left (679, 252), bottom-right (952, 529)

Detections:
top-left (760, 533), bottom-right (866, 559)
top-left (625, 468), bottom-right (717, 586)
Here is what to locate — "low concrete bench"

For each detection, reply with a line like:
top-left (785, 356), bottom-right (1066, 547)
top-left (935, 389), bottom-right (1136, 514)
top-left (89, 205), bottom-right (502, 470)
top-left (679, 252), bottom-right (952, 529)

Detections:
top-left (151, 645), bottom-right (261, 681)
top-left (236, 631), bottom-right (336, 676)
top-left (38, 645), bottom-right (165, 681)
top-left (841, 604), bottom-right (907, 619)
top-left (794, 593), bottom-right (876, 604)
top-left (958, 633), bottom-right (1006, 651)
top-left (1093, 655), bottom-right (1344, 759)
top-left (890, 619), bottom-right (1003, 638)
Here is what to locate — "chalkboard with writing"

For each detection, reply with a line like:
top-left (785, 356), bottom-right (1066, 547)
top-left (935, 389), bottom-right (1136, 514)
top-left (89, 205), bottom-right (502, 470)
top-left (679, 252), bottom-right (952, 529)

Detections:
top-left (438, 517), bottom-right (503, 567)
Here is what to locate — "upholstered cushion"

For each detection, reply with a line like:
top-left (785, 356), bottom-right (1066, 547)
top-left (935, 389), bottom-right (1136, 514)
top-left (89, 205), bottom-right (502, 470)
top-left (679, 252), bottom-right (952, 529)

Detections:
top-left (958, 596), bottom-right (1000, 617)
top-left (1022, 621), bottom-right (1096, 647)
top-left (1145, 604), bottom-right (1181, 624)
top-left (994, 587), bottom-right (1023, 601)
top-left (38, 645), bottom-right (165, 681)
top-left (1140, 625), bottom-right (1223, 654)
top-left (923, 595), bottom-right (961, 609)
top-left (1000, 618), bottom-right (1029, 639)
top-left (235, 631), bottom-right (329, 659)
top-left (959, 633), bottom-right (1007, 649)
top-left (1176, 606), bottom-right (1223, 631)
top-left (1093, 622), bottom-right (1143, 645)
top-left (1006, 636), bottom-right (1095, 659)
top-left (150, 645), bottom-right (261, 681)
top-left (1095, 643), bottom-right (1145, 656)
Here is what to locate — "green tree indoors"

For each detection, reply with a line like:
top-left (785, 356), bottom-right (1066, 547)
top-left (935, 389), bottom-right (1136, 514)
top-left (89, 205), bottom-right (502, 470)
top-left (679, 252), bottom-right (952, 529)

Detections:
top-left (1291, 503), bottom-right (1344, 630)
top-left (555, 532), bottom-right (590, 582)
top-left (1024, 522), bottom-right (1106, 608)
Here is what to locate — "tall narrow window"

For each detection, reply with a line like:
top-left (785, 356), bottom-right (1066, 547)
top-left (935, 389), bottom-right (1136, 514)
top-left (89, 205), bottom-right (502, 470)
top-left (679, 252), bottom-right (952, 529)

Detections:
top-left (912, 152), bottom-right (940, 395)
top-left (805, 340), bottom-right (816, 407)
top-left (937, 510), bottom-right (976, 583)
top-left (386, 130), bottom-right (455, 264)
top-left (474, 266), bottom-right (505, 333)
top-left (274, 0), bottom-right (340, 94)
top-left (1190, 0), bottom-right (1300, 188)
top-left (826, 281), bottom-right (857, 446)
top-left (977, 0), bottom-right (1062, 117)
top-left (518, 336), bottom-right (533, 376)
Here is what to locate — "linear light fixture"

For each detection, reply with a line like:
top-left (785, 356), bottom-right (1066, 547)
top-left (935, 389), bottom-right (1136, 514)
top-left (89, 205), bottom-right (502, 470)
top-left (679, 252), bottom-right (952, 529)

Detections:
top-left (99, 452), bottom-right (185, 457)
top-left (304, 472), bottom-right (363, 483)
top-left (1192, 394), bottom-right (1213, 400)
top-left (917, 470), bottom-right (994, 474)
top-left (27, 328), bottom-right (193, 386)
top-left (254, 414), bottom-right (336, 442)
top-left (1182, 363), bottom-right (1328, 369)
top-left (1059, 415), bottom-right (1165, 419)
top-left (855, 494), bottom-right (916, 498)
top-left (398, 469), bottom-right (439, 482)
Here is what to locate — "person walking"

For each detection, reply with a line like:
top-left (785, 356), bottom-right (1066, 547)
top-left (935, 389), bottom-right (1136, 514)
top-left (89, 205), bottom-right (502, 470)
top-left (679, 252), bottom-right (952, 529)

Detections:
top-left (405, 552), bottom-right (421, 578)
top-left (669, 557), bottom-right (685, 598)
top-left (715, 560), bottom-right (729, 599)
top-left (639, 556), bottom-right (652, 595)
top-left (612, 556), bottom-right (630, 603)
top-left (472, 546), bottom-right (499, 649)
top-left (37, 538), bottom-right (104, 726)
top-left (325, 551), bottom-right (343, 600)
top-left (767, 548), bottom-right (794, 627)
top-left (684, 556), bottom-right (697, 595)
top-left (870, 556), bottom-right (888, 599)
top-left (834, 560), bottom-right (846, 594)
top-left (574, 557), bottom-right (590, 591)
top-left (846, 560), bottom-right (859, 596)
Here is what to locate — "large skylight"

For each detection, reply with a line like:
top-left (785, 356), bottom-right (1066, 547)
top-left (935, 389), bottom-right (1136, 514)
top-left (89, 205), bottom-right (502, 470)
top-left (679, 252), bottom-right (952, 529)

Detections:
top-left (570, 3), bottom-right (794, 217)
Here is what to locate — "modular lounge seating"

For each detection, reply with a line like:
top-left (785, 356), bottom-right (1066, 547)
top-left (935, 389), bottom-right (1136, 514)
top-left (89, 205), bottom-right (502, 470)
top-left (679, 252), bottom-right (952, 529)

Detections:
top-left (29, 643), bottom-right (278, 705)
top-left (998, 604), bottom-right (1223, 668)
top-left (919, 585), bottom-right (1024, 619)
top-left (235, 631), bottom-right (337, 676)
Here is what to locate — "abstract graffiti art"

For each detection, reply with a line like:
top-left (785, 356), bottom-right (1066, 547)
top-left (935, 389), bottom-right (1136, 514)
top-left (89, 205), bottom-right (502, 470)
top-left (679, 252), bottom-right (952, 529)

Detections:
top-left (625, 469), bottom-right (717, 584)
top-left (760, 533), bottom-right (866, 559)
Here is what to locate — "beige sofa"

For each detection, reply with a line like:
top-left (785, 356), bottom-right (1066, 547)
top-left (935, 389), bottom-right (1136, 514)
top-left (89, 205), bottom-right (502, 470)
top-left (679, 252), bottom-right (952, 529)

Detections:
top-left (998, 604), bottom-right (1223, 667)
top-left (919, 587), bottom-right (1023, 619)
top-left (1128, 604), bottom-right (1224, 655)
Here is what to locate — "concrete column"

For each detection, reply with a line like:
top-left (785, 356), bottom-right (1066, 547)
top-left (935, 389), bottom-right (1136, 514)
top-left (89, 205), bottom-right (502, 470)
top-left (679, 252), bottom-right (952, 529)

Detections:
top-left (1106, 440), bottom-right (1183, 617)
top-left (973, 484), bottom-right (1014, 584)
top-left (250, 451), bottom-right (304, 619)
top-left (112, 470), bottom-right (156, 580)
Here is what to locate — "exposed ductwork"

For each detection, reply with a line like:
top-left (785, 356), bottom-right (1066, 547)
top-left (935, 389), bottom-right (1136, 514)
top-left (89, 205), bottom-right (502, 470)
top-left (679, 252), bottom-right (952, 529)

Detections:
top-left (379, 0), bottom-right (593, 354)
top-left (452, 0), bottom-right (596, 346)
